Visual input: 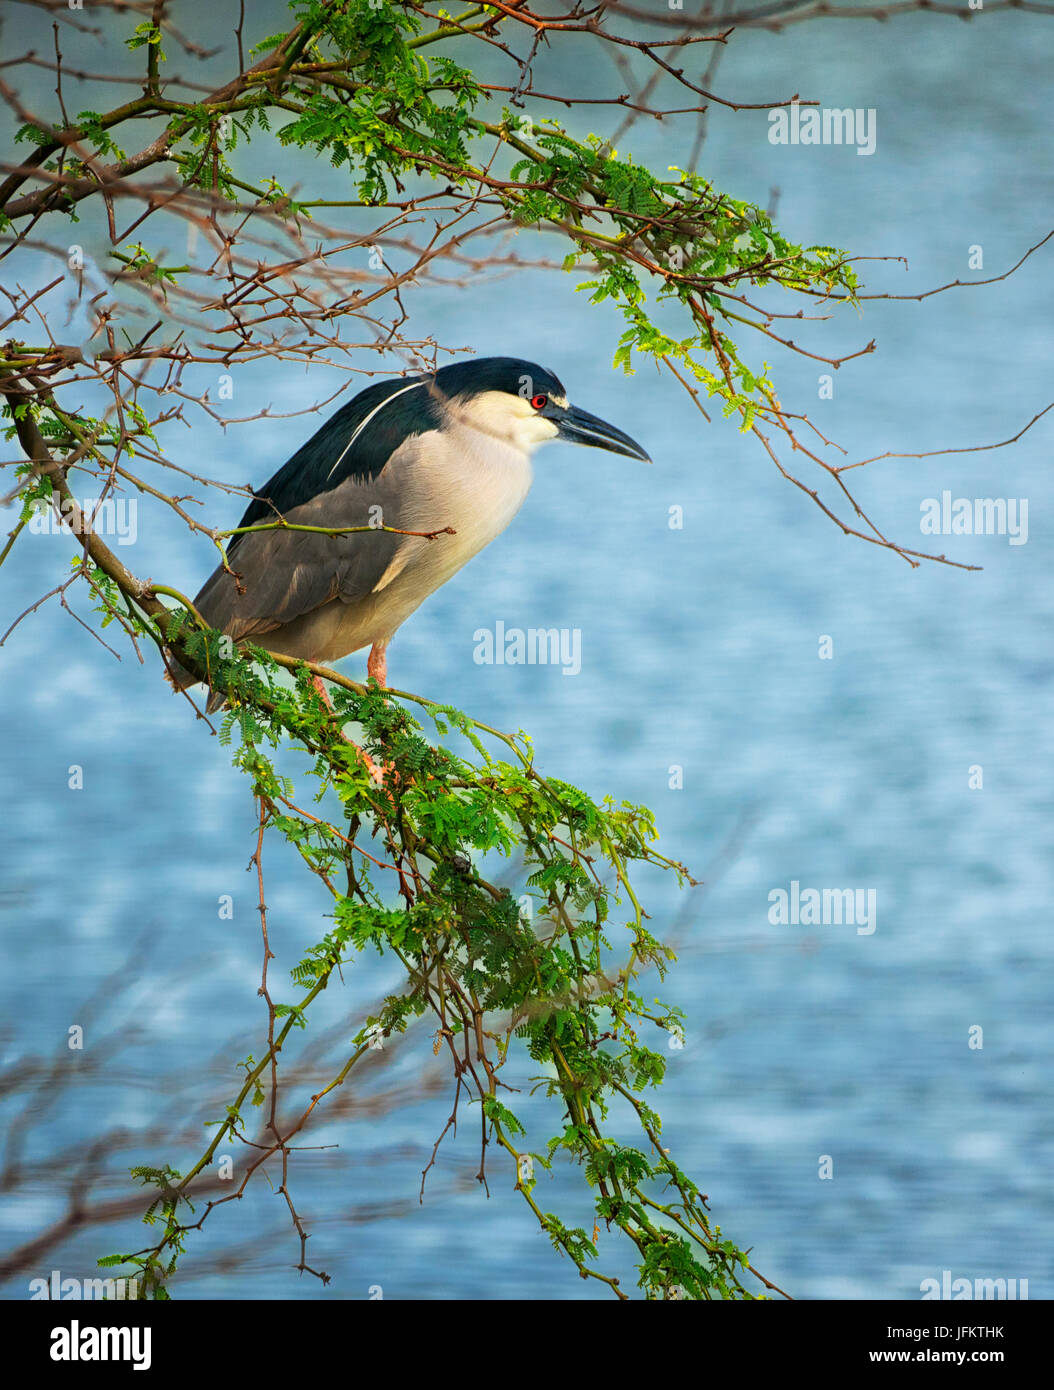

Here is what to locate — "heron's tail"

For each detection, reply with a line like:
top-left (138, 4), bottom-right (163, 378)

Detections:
top-left (162, 571), bottom-right (235, 713)
top-left (163, 650), bottom-right (229, 714)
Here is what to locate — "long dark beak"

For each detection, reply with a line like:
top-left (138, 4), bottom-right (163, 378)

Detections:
top-left (557, 404), bottom-right (651, 462)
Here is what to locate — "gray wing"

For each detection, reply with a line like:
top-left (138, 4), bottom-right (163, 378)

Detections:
top-left (193, 441), bottom-right (428, 643)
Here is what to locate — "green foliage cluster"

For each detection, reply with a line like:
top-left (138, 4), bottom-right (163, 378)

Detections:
top-left (91, 605), bottom-right (771, 1299)
top-left (8, 0), bottom-right (856, 430)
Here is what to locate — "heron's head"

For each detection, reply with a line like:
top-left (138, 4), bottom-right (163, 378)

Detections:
top-left (430, 357), bottom-right (651, 461)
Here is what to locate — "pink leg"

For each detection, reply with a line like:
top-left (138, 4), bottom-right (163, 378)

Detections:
top-left (365, 643), bottom-right (399, 787)
top-left (310, 673), bottom-right (385, 787)
top-left (311, 673), bottom-right (334, 708)
top-left (367, 641), bottom-right (387, 687)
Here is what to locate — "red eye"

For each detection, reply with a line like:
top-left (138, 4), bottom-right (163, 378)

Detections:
top-left (530, 393), bottom-right (548, 410)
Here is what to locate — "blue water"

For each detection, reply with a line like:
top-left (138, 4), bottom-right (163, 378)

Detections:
top-left (2, 10), bottom-right (1052, 1299)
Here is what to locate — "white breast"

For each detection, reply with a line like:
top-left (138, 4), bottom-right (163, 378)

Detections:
top-left (359, 424), bottom-right (533, 644)
top-left (388, 426), bottom-right (532, 579)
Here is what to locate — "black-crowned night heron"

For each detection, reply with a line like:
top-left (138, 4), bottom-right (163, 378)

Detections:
top-left (172, 356), bottom-right (649, 709)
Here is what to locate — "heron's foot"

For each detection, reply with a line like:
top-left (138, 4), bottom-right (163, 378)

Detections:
top-left (310, 672), bottom-right (340, 712)
top-left (309, 673), bottom-right (387, 788)
top-left (362, 647), bottom-right (393, 788)
top-left (360, 749), bottom-right (389, 788)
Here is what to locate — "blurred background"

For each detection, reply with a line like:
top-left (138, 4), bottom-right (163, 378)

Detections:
top-left (1, 3), bottom-right (1051, 1299)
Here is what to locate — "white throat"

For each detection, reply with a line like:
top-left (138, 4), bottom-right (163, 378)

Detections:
top-left (446, 389), bottom-right (561, 456)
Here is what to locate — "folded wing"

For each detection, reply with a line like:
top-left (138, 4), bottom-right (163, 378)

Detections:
top-left (193, 374), bottom-right (443, 641)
